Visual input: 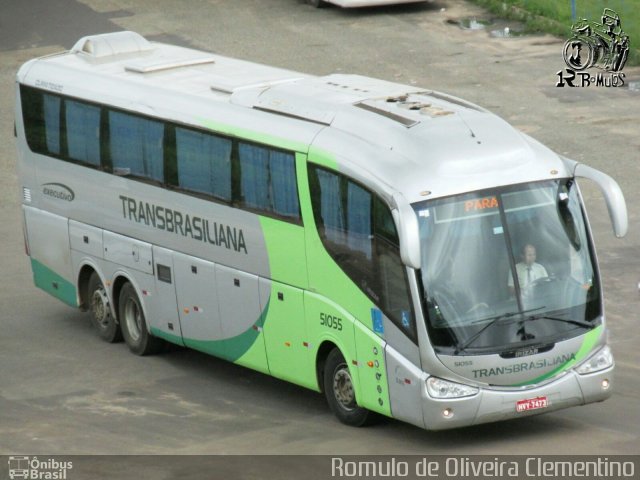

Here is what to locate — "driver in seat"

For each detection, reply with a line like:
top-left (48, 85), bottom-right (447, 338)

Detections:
top-left (508, 244), bottom-right (548, 295)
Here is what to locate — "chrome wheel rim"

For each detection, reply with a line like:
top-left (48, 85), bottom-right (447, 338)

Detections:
top-left (333, 363), bottom-right (356, 411)
top-left (124, 297), bottom-right (143, 343)
top-left (91, 287), bottom-right (111, 330)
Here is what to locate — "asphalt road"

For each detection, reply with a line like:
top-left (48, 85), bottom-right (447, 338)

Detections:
top-left (0, 0), bottom-right (639, 460)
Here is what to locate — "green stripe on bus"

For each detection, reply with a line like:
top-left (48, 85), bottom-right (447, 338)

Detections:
top-left (199, 118), bottom-right (309, 153)
top-left (150, 327), bottom-right (184, 346)
top-left (157, 299), bottom-right (270, 363)
top-left (31, 258), bottom-right (77, 307)
top-left (512, 325), bottom-right (603, 386)
top-left (308, 146), bottom-right (339, 170)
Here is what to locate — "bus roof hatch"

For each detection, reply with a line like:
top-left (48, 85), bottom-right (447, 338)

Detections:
top-left (71, 31), bottom-right (153, 58)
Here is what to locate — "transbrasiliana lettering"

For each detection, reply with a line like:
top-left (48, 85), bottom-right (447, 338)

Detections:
top-left (472, 353), bottom-right (576, 379)
top-left (119, 195), bottom-right (247, 254)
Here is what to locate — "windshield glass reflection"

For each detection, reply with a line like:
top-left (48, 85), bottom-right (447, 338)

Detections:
top-left (414, 180), bottom-right (600, 353)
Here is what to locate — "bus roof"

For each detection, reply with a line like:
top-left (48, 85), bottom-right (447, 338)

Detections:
top-left (17, 31), bottom-right (569, 204)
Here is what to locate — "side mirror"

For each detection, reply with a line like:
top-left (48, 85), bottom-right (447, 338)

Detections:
top-left (574, 163), bottom-right (628, 238)
top-left (391, 192), bottom-right (421, 269)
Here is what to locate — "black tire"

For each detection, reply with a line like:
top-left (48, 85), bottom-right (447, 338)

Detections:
top-left (88, 272), bottom-right (122, 343)
top-left (323, 348), bottom-right (370, 427)
top-left (307, 0), bottom-right (327, 8)
top-left (118, 283), bottom-right (163, 356)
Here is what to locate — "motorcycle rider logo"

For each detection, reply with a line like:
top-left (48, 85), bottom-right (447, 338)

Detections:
top-left (562, 8), bottom-right (629, 72)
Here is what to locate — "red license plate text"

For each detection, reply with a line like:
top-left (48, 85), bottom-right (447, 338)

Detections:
top-left (516, 396), bottom-right (548, 412)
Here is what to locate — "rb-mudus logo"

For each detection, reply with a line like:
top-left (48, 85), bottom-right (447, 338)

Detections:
top-left (557, 8), bottom-right (629, 88)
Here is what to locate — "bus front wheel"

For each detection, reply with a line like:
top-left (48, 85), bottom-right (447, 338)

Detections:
top-left (118, 283), bottom-right (163, 356)
top-left (323, 348), bottom-right (370, 426)
top-left (88, 272), bottom-right (122, 343)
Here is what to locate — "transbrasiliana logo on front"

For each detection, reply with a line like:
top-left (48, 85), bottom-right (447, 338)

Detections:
top-left (557, 8), bottom-right (629, 88)
top-left (8, 456), bottom-right (73, 480)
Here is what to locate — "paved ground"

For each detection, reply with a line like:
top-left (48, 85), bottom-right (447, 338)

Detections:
top-left (0, 0), bottom-right (639, 460)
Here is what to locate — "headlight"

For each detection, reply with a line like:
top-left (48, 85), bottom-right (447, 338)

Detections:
top-left (575, 345), bottom-right (614, 375)
top-left (426, 376), bottom-right (479, 399)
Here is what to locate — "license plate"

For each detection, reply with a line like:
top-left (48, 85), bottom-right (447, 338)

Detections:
top-left (516, 396), bottom-right (548, 413)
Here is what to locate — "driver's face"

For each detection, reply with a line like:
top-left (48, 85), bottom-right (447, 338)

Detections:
top-left (523, 246), bottom-right (536, 265)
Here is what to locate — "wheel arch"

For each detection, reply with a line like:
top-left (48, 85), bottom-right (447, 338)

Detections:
top-left (315, 340), bottom-right (338, 393)
top-left (314, 337), bottom-right (363, 403)
top-left (111, 271), bottom-right (154, 334)
top-left (111, 272), bottom-right (137, 328)
top-left (76, 260), bottom-right (101, 311)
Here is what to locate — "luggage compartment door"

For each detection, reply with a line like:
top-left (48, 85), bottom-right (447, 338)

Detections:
top-left (216, 264), bottom-right (269, 374)
top-left (148, 246), bottom-right (183, 345)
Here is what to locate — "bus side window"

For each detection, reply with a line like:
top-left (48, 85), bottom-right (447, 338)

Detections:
top-left (175, 127), bottom-right (232, 201)
top-left (346, 181), bottom-right (372, 260)
top-left (20, 86), bottom-right (46, 154)
top-left (65, 99), bottom-right (101, 166)
top-left (269, 149), bottom-right (299, 218)
top-left (42, 94), bottom-right (62, 155)
top-left (109, 111), bottom-right (164, 182)
top-left (313, 168), bottom-right (345, 244)
top-left (238, 143), bottom-right (300, 220)
top-left (309, 164), bottom-right (415, 340)
top-left (20, 87), bottom-right (65, 158)
top-left (373, 196), bottom-right (415, 338)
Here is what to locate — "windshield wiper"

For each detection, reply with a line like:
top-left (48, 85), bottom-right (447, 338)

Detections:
top-left (524, 313), bottom-right (595, 329)
top-left (453, 306), bottom-right (545, 355)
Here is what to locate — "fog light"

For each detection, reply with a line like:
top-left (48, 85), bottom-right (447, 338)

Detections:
top-left (602, 379), bottom-right (610, 390)
top-left (442, 408), bottom-right (454, 418)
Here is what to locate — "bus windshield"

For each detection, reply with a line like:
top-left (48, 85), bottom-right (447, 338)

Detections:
top-left (414, 179), bottom-right (601, 354)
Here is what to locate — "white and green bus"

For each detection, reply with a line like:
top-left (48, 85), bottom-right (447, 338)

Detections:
top-left (15, 32), bottom-right (627, 430)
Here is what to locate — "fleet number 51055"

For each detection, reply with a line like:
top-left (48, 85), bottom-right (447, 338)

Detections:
top-left (320, 313), bottom-right (343, 331)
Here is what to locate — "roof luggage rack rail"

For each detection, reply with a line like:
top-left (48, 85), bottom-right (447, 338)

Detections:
top-left (125, 56), bottom-right (215, 74)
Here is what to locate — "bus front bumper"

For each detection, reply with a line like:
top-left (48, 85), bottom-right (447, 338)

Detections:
top-left (421, 366), bottom-right (614, 430)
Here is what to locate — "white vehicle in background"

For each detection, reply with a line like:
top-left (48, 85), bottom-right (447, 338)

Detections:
top-left (308, 0), bottom-right (427, 8)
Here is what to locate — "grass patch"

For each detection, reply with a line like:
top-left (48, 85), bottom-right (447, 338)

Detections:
top-left (468, 0), bottom-right (639, 65)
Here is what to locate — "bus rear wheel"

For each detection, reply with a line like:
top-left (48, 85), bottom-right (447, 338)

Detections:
top-left (323, 348), bottom-right (370, 426)
top-left (118, 283), bottom-right (163, 356)
top-left (88, 272), bottom-right (122, 343)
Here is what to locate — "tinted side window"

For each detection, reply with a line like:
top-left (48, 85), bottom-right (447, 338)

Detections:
top-left (18, 86), bottom-right (301, 225)
top-left (20, 86), bottom-right (51, 154)
top-left (347, 181), bottom-right (372, 260)
top-left (309, 164), bottom-right (415, 339)
top-left (20, 87), bottom-right (101, 168)
top-left (43, 94), bottom-right (62, 155)
top-left (315, 168), bottom-right (344, 244)
top-left (109, 111), bottom-right (164, 182)
top-left (269, 149), bottom-right (299, 218)
top-left (176, 127), bottom-right (232, 200)
top-left (373, 196), bottom-right (414, 336)
top-left (65, 100), bottom-right (101, 166)
top-left (239, 143), bottom-right (299, 219)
